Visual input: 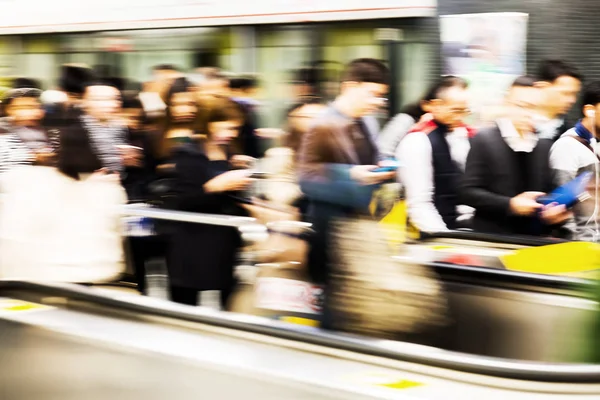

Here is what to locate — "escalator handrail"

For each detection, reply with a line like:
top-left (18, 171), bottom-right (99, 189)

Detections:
top-left (2, 279), bottom-right (600, 384)
top-left (418, 230), bottom-right (570, 247)
top-left (121, 204), bottom-right (258, 228)
top-left (425, 261), bottom-right (593, 294)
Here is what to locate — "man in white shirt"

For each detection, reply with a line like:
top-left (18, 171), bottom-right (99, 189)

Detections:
top-left (534, 59), bottom-right (582, 140)
top-left (550, 81), bottom-right (600, 241)
top-left (397, 76), bottom-right (472, 232)
top-left (461, 76), bottom-right (571, 236)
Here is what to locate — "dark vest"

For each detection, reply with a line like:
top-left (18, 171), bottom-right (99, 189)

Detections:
top-left (428, 125), bottom-right (460, 229)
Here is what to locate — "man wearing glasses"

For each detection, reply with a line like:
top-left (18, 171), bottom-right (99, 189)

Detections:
top-left (460, 76), bottom-right (571, 236)
top-left (298, 58), bottom-right (395, 286)
top-left (397, 76), bottom-right (473, 233)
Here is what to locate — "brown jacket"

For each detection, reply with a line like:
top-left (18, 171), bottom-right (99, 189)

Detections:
top-left (298, 109), bottom-right (379, 212)
top-left (298, 111), bottom-right (371, 182)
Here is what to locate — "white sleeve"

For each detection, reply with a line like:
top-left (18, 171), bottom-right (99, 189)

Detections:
top-left (550, 139), bottom-right (580, 173)
top-left (397, 132), bottom-right (449, 232)
top-left (377, 114), bottom-right (416, 159)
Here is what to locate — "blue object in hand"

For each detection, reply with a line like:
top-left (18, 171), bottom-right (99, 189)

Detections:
top-left (372, 158), bottom-right (400, 173)
top-left (536, 171), bottom-right (593, 208)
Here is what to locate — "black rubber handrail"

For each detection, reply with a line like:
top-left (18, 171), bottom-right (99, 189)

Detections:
top-left (427, 261), bottom-right (593, 295)
top-left (419, 230), bottom-right (569, 247)
top-left (2, 280), bottom-right (600, 384)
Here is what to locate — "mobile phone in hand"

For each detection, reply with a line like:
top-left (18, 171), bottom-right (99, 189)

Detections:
top-left (371, 165), bottom-right (398, 173)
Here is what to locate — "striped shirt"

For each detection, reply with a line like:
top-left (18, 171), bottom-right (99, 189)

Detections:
top-left (0, 132), bottom-right (35, 175)
top-left (80, 114), bottom-right (126, 173)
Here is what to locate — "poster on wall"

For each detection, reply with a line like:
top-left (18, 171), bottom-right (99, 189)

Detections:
top-left (439, 12), bottom-right (529, 125)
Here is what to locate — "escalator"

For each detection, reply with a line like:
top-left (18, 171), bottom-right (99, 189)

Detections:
top-left (404, 231), bottom-right (597, 362)
top-left (0, 281), bottom-right (599, 399)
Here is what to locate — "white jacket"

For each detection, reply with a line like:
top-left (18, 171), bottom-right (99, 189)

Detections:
top-left (550, 128), bottom-right (599, 241)
top-left (0, 166), bottom-right (127, 283)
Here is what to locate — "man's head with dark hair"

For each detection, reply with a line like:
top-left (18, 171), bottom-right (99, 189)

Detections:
top-left (342, 58), bottom-right (389, 85)
top-left (59, 64), bottom-right (95, 98)
top-left (400, 76), bottom-right (468, 121)
top-left (420, 75), bottom-right (470, 128)
top-left (229, 76), bottom-right (259, 99)
top-left (12, 77), bottom-right (42, 90)
top-left (536, 59), bottom-right (582, 118)
top-left (291, 67), bottom-right (319, 99)
top-left (229, 76), bottom-right (258, 91)
top-left (537, 59), bottom-right (583, 83)
top-left (511, 75), bottom-right (537, 88)
top-left (336, 58), bottom-right (389, 118)
top-left (505, 75), bottom-right (542, 135)
top-left (580, 81), bottom-right (600, 133)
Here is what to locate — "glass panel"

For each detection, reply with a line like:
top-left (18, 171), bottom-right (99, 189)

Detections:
top-left (256, 28), bottom-right (312, 128)
top-left (320, 26), bottom-right (384, 103)
top-left (122, 51), bottom-right (195, 83)
top-left (19, 53), bottom-right (59, 88)
top-left (398, 42), bottom-right (435, 108)
top-left (63, 53), bottom-right (98, 67)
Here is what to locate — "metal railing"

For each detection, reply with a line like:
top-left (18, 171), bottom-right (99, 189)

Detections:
top-left (120, 203), bottom-right (271, 301)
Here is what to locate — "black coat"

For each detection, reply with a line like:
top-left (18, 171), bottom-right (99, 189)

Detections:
top-left (460, 125), bottom-right (556, 236)
top-left (166, 144), bottom-right (248, 291)
top-left (122, 128), bottom-right (161, 202)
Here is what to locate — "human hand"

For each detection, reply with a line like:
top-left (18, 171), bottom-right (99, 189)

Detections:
top-left (230, 155), bottom-right (257, 169)
top-left (540, 202), bottom-right (573, 225)
top-left (350, 165), bottom-right (396, 186)
top-left (34, 149), bottom-right (55, 166)
top-left (509, 191), bottom-right (545, 216)
top-left (204, 169), bottom-right (255, 193)
top-left (118, 145), bottom-right (143, 168)
top-left (89, 168), bottom-right (120, 183)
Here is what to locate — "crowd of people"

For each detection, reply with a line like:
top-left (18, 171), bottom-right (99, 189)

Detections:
top-left (0, 57), bottom-right (595, 328)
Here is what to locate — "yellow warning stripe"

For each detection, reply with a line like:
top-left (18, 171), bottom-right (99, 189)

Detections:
top-left (0, 299), bottom-right (52, 313)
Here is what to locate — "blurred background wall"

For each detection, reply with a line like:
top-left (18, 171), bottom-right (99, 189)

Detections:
top-left (0, 0), bottom-right (596, 125)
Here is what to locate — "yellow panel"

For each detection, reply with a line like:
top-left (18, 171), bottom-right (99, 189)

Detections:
top-left (500, 242), bottom-right (600, 276)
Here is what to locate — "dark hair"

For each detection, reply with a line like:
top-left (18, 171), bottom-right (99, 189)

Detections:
top-left (165, 77), bottom-right (192, 105)
top-left (122, 94), bottom-right (143, 110)
top-left (342, 58), bottom-right (390, 85)
top-left (511, 75), bottom-right (537, 88)
top-left (582, 81), bottom-right (600, 107)
top-left (57, 126), bottom-right (103, 180)
top-left (83, 79), bottom-right (123, 95)
top-left (13, 77), bottom-right (41, 90)
top-left (399, 76), bottom-right (468, 120)
top-left (293, 67), bottom-right (319, 86)
top-left (153, 64), bottom-right (178, 72)
top-left (59, 65), bottom-right (95, 96)
top-left (423, 75), bottom-right (468, 101)
top-left (197, 67), bottom-right (226, 81)
top-left (197, 97), bottom-right (244, 138)
top-left (229, 76), bottom-right (258, 91)
top-left (537, 59), bottom-right (583, 83)
top-left (2, 87), bottom-right (42, 107)
top-left (286, 96), bottom-right (323, 116)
